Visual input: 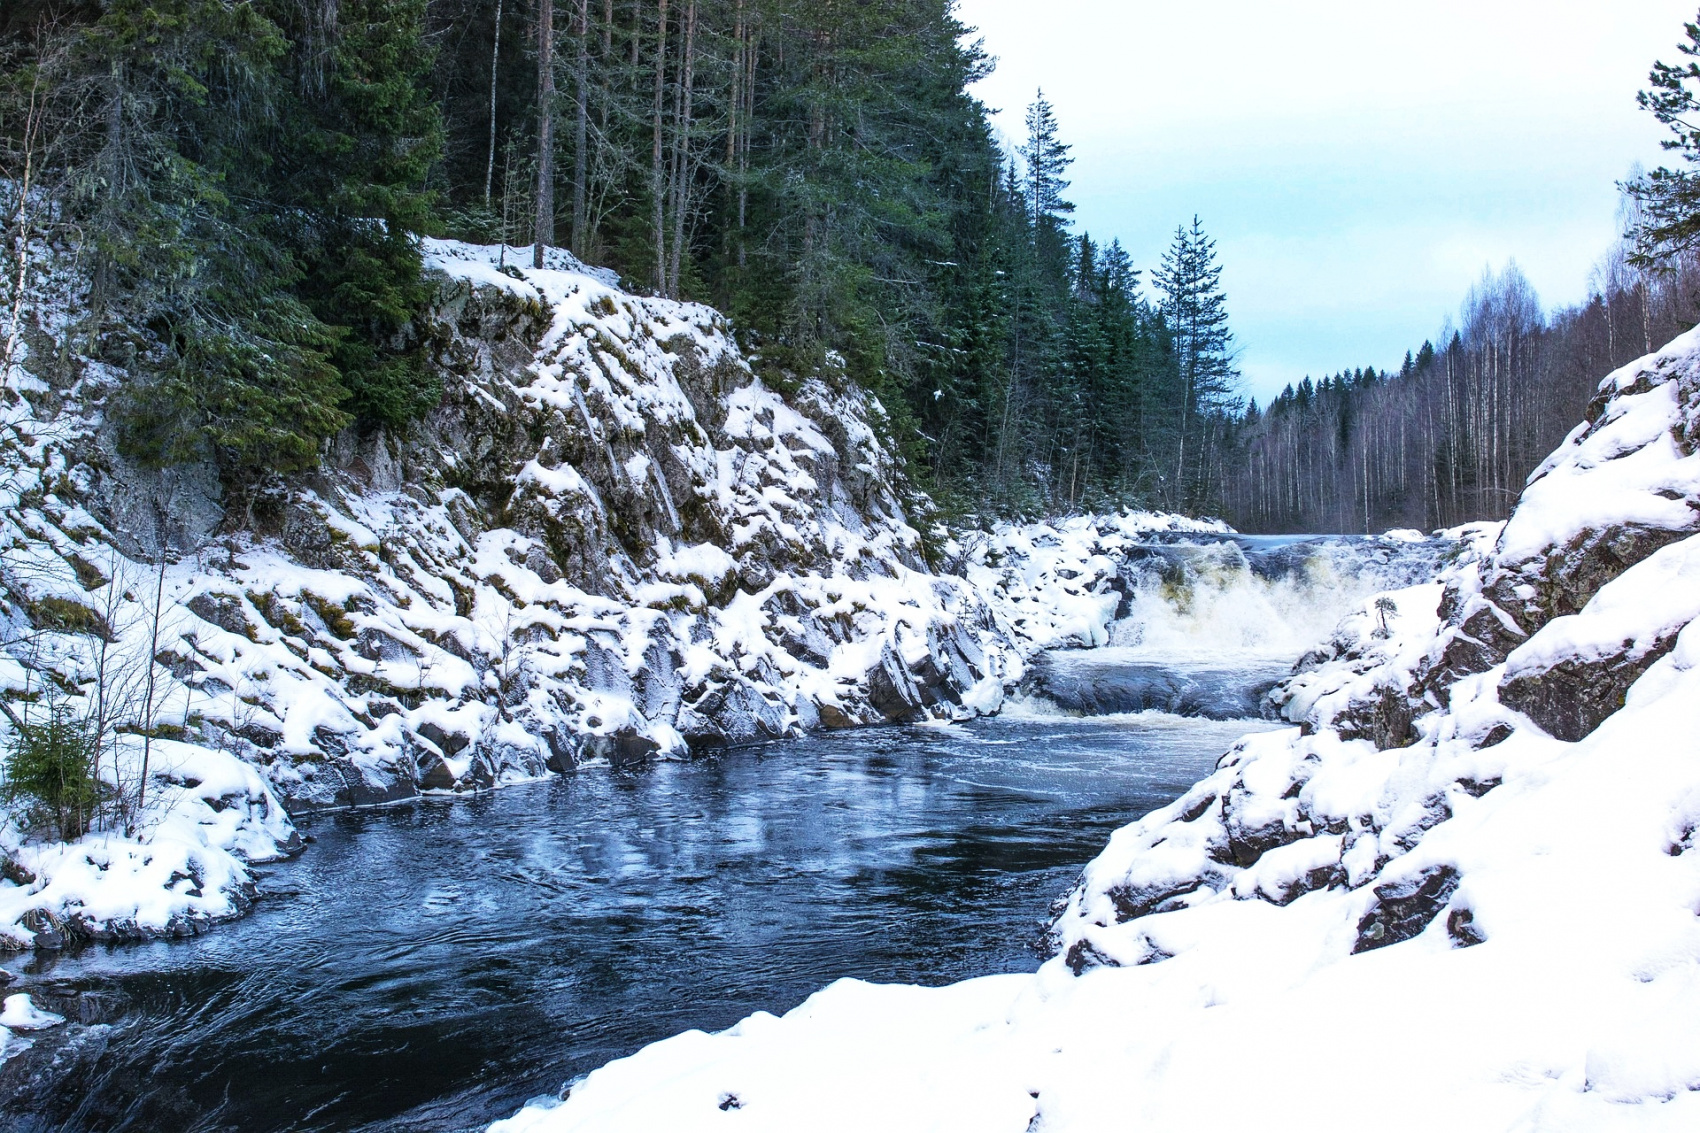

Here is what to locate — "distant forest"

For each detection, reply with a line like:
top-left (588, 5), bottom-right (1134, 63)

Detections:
top-left (4, 2), bottom-right (1700, 533)
top-left (1221, 239), bottom-right (1700, 534)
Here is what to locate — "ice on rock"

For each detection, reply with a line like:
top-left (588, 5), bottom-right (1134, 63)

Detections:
top-left (0, 994), bottom-right (63, 1031)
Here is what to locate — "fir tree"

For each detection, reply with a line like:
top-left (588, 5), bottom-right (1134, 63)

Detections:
top-left (1627, 15), bottom-right (1700, 261)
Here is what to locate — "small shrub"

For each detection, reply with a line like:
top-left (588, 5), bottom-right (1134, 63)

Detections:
top-left (1373, 596), bottom-right (1399, 639)
top-left (3, 699), bottom-right (102, 841)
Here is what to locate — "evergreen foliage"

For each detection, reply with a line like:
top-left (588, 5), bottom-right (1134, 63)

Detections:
top-left (1155, 217), bottom-right (1238, 503)
top-left (1627, 14), bottom-right (1700, 262)
top-left (4, 1), bottom-right (1243, 513)
top-left (2, 695), bottom-right (101, 842)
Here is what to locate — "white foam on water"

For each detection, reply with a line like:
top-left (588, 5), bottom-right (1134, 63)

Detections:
top-left (1107, 537), bottom-right (1444, 664)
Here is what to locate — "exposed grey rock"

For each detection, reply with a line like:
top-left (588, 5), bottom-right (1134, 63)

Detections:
top-left (1498, 630), bottom-right (1681, 742)
top-left (1353, 865), bottom-right (1461, 953)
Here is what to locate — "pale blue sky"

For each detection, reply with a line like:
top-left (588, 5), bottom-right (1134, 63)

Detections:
top-left (958, 0), bottom-right (1695, 402)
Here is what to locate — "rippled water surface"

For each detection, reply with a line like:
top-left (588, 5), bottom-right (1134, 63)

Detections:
top-left (0, 712), bottom-right (1270, 1133)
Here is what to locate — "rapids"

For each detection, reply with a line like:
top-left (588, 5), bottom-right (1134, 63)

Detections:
top-left (0, 531), bottom-right (1444, 1132)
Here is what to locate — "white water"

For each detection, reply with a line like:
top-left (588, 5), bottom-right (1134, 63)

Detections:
top-left (1107, 535), bottom-right (1445, 662)
top-left (1031, 535), bottom-right (1447, 719)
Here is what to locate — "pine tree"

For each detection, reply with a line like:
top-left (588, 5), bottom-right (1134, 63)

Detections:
top-left (1019, 89), bottom-right (1073, 289)
top-left (1628, 16), bottom-right (1700, 261)
top-left (7, 0), bottom-right (1231, 515)
top-left (279, 0), bottom-right (445, 430)
top-left (1020, 91), bottom-right (1072, 229)
top-left (78, 0), bottom-right (354, 488)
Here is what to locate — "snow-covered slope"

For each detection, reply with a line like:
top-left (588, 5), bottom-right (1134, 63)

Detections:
top-left (489, 333), bottom-right (1700, 1129)
top-left (0, 238), bottom-right (1011, 946)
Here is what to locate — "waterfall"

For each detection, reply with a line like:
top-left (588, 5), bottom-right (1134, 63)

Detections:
top-left (1024, 534), bottom-right (1446, 720)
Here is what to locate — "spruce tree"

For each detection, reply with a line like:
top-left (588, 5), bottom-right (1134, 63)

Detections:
top-left (1154, 215), bottom-right (1238, 506)
top-left (277, 0), bottom-right (445, 430)
top-left (1019, 89), bottom-right (1073, 289)
top-left (79, 0), bottom-right (354, 487)
top-left (1628, 16), bottom-right (1700, 261)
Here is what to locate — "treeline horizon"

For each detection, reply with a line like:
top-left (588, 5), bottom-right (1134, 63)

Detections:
top-left (0, 0), bottom-right (1242, 520)
top-left (1218, 208), bottom-right (1700, 535)
top-left (7, 2), bottom-right (1700, 537)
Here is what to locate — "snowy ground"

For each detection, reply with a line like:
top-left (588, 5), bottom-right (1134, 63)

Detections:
top-left (488, 334), bottom-right (1700, 1130)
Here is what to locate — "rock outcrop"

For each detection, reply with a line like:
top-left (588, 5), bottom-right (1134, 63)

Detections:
top-left (0, 238), bottom-right (1010, 943)
top-left (486, 329), bottom-right (1700, 1133)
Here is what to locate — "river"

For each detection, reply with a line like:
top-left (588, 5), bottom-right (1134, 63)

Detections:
top-left (0, 534), bottom-right (1438, 1132)
top-left (0, 712), bottom-right (1270, 1132)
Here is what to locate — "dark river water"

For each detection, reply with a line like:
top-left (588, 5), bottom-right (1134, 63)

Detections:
top-left (0, 710), bottom-right (1266, 1133)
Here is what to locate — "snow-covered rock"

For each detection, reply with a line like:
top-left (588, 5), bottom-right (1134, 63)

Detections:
top-left (2, 236), bottom-right (1019, 944)
top-left (487, 332), bottom-right (1700, 1129)
top-left (0, 992), bottom-right (64, 1069)
top-left (0, 738), bottom-right (297, 949)
top-left (952, 512), bottom-right (1231, 654)
top-left (0, 994), bottom-right (63, 1031)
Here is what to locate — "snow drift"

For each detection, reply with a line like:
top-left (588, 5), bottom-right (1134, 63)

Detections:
top-left (488, 334), bottom-right (1700, 1129)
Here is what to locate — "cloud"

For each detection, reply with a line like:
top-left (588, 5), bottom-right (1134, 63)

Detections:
top-left (958, 0), bottom-right (1690, 399)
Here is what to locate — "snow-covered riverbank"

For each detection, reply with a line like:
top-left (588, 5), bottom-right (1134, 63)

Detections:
top-left (10, 236), bottom-right (1440, 959)
top-left (488, 335), bottom-right (1700, 1129)
top-left (2, 237), bottom-right (1030, 950)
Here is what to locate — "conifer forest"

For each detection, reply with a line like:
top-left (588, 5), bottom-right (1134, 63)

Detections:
top-left (3, 0), bottom-right (1697, 529)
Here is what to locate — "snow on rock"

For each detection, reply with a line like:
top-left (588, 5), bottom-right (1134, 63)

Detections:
top-left (952, 512), bottom-right (1230, 654)
top-left (1429, 325), bottom-right (1700, 692)
top-left (0, 736), bottom-right (298, 950)
top-left (0, 992), bottom-right (64, 1068)
top-left (3, 243), bottom-right (303, 949)
top-left (0, 995), bottom-right (62, 1031)
top-left (2, 236), bottom-right (1014, 943)
top-left (489, 335), bottom-right (1700, 1129)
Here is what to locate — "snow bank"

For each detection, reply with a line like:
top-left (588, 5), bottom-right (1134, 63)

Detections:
top-left (0, 737), bottom-right (296, 949)
top-left (0, 995), bottom-right (62, 1031)
top-left (490, 338), bottom-right (1700, 1129)
top-left (0, 992), bottom-right (66, 1067)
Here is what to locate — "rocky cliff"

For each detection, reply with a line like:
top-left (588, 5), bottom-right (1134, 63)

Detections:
top-left (488, 330), bottom-right (1700, 1131)
top-left (0, 239), bottom-right (1010, 945)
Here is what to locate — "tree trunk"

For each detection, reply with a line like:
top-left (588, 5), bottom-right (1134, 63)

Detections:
top-left (651, 0), bottom-right (670, 292)
top-left (667, 0), bottom-right (697, 297)
top-left (728, 0), bottom-right (743, 171)
top-left (738, 23), bottom-right (756, 265)
top-left (534, 0), bottom-right (556, 268)
top-left (3, 57), bottom-right (43, 382)
top-left (571, 0), bottom-right (588, 254)
top-left (484, 0), bottom-right (503, 206)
